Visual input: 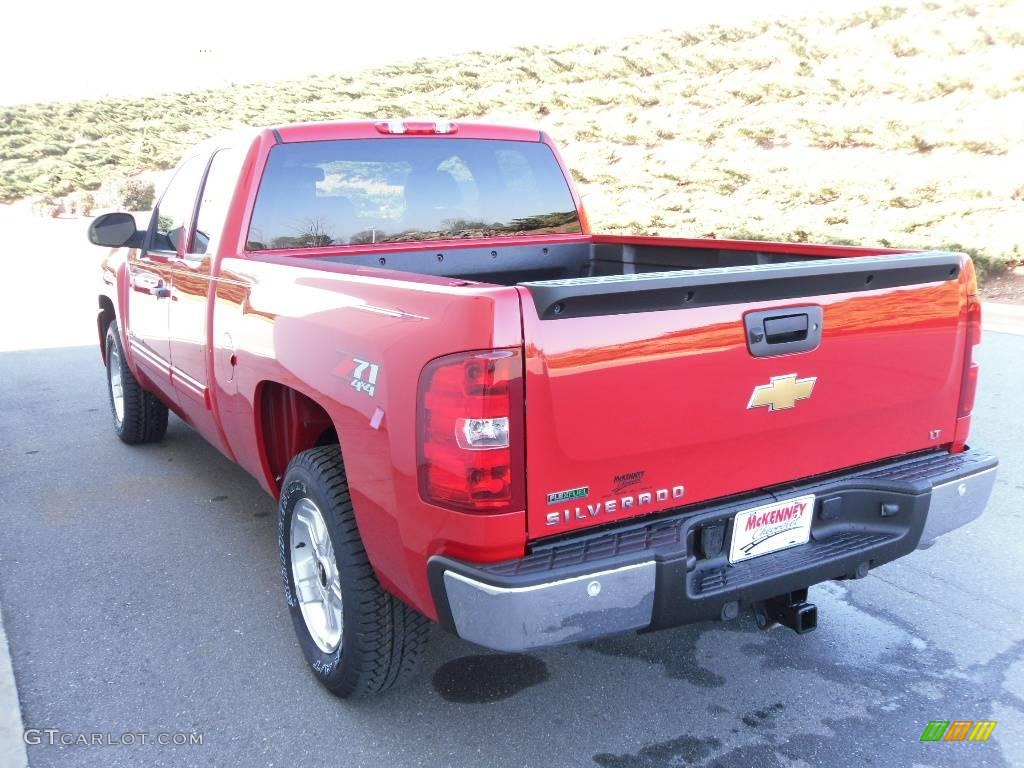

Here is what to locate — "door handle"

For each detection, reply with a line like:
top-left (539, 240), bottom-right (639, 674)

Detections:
top-left (132, 272), bottom-right (171, 298)
top-left (745, 306), bottom-right (823, 357)
top-left (763, 313), bottom-right (809, 344)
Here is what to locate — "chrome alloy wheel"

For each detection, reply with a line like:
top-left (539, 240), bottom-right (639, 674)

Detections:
top-left (290, 497), bottom-right (344, 653)
top-left (108, 343), bottom-right (125, 425)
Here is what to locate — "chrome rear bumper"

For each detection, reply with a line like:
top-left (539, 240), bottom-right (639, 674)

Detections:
top-left (430, 448), bottom-right (997, 652)
top-left (442, 563), bottom-right (655, 652)
top-left (917, 465), bottom-right (998, 547)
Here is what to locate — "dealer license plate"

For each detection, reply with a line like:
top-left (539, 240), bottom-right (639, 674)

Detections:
top-left (729, 494), bottom-right (815, 564)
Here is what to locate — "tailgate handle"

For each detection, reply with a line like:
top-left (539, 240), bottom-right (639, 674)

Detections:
top-left (764, 313), bottom-right (809, 344)
top-left (745, 306), bottom-right (823, 357)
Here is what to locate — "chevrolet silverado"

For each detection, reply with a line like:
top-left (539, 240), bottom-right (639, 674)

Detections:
top-left (87, 120), bottom-right (998, 697)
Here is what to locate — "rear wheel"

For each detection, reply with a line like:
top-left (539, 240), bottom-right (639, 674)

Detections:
top-left (279, 445), bottom-right (431, 698)
top-left (105, 321), bottom-right (168, 444)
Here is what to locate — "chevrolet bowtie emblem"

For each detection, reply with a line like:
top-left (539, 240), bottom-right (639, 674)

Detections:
top-left (747, 374), bottom-right (817, 412)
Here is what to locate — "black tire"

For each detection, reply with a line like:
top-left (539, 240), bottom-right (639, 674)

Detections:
top-left (105, 320), bottom-right (168, 445)
top-left (278, 445), bottom-right (431, 698)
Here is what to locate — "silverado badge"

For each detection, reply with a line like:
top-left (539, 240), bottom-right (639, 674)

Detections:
top-left (747, 374), bottom-right (816, 412)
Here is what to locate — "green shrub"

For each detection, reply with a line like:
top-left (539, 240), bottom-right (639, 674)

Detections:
top-left (0, 0), bottom-right (1019, 276)
top-left (79, 192), bottom-right (96, 216)
top-left (120, 178), bottom-right (155, 211)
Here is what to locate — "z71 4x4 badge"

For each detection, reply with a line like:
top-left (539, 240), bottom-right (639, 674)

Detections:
top-left (351, 358), bottom-right (380, 396)
top-left (334, 357), bottom-right (381, 397)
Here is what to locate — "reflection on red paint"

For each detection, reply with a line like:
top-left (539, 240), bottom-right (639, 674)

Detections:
top-left (520, 279), bottom-right (966, 535)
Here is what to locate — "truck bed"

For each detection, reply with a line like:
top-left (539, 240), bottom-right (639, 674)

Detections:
top-left (312, 234), bottom-right (969, 539)
top-left (317, 235), bottom-right (912, 286)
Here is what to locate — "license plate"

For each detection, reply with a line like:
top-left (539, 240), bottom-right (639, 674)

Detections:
top-left (729, 494), bottom-right (815, 564)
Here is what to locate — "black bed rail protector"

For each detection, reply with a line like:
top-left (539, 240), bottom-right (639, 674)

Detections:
top-left (319, 241), bottom-right (591, 281)
top-left (519, 250), bottom-right (963, 320)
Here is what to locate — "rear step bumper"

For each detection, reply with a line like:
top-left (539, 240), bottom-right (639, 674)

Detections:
top-left (428, 448), bottom-right (997, 652)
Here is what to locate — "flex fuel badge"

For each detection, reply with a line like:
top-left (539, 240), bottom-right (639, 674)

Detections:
top-left (547, 486), bottom-right (589, 505)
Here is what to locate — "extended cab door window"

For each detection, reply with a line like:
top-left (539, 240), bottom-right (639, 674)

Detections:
top-left (167, 148), bottom-right (244, 433)
top-left (127, 156), bottom-right (204, 372)
top-left (188, 148), bottom-right (243, 259)
top-left (149, 156), bottom-right (205, 255)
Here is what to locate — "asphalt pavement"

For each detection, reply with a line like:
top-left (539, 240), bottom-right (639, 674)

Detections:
top-left (0, 213), bottom-right (1021, 767)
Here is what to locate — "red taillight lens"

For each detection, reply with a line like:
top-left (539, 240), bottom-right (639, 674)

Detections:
top-left (958, 295), bottom-right (981, 419)
top-left (951, 258), bottom-right (981, 451)
top-left (417, 349), bottom-right (524, 513)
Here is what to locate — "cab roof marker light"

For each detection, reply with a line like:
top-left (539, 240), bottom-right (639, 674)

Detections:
top-left (374, 120), bottom-right (457, 135)
top-left (374, 119), bottom-right (408, 135)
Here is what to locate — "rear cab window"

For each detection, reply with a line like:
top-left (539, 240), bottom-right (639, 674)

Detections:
top-left (189, 148), bottom-right (244, 258)
top-left (246, 138), bottom-right (580, 250)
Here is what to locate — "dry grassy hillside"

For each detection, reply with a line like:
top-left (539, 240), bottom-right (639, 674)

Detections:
top-left (2, 0), bottom-right (1021, 275)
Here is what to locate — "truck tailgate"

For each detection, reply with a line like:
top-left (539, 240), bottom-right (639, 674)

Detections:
top-left (516, 252), bottom-right (969, 538)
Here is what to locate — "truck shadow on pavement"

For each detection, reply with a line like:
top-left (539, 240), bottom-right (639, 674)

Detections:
top-left (432, 653), bottom-right (550, 703)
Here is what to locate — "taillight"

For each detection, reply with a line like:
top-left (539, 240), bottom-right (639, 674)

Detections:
top-left (958, 293), bottom-right (981, 418)
top-left (952, 259), bottom-right (981, 451)
top-left (417, 349), bottom-right (524, 513)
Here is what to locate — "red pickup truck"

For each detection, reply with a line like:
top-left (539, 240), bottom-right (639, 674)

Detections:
top-left (89, 120), bottom-right (997, 698)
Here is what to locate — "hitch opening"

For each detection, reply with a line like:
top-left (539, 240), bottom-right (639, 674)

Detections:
top-left (757, 589), bottom-right (818, 634)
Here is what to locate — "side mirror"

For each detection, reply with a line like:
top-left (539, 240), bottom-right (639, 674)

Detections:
top-left (88, 212), bottom-right (141, 248)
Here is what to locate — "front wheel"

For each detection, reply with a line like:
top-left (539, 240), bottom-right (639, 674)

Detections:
top-left (278, 445), bottom-right (430, 698)
top-left (105, 321), bottom-right (168, 444)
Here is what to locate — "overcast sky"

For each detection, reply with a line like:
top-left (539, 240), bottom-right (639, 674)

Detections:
top-left (1, 0), bottom-right (892, 106)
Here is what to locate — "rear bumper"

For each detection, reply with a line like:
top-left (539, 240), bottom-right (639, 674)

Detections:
top-left (428, 448), bottom-right (997, 652)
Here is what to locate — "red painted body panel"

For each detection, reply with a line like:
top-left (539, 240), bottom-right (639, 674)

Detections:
top-left (517, 268), bottom-right (970, 537)
top-left (93, 121), bottom-right (977, 622)
top-left (209, 256), bottom-right (527, 615)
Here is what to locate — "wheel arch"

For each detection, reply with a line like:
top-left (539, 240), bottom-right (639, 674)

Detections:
top-left (98, 295), bottom-right (117, 365)
top-left (254, 380), bottom-right (340, 494)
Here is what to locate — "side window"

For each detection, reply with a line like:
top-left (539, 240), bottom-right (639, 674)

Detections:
top-left (150, 156), bottom-right (204, 254)
top-left (190, 148), bottom-right (242, 257)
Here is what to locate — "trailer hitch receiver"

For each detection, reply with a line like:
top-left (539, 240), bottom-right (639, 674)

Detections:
top-left (756, 589), bottom-right (818, 634)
